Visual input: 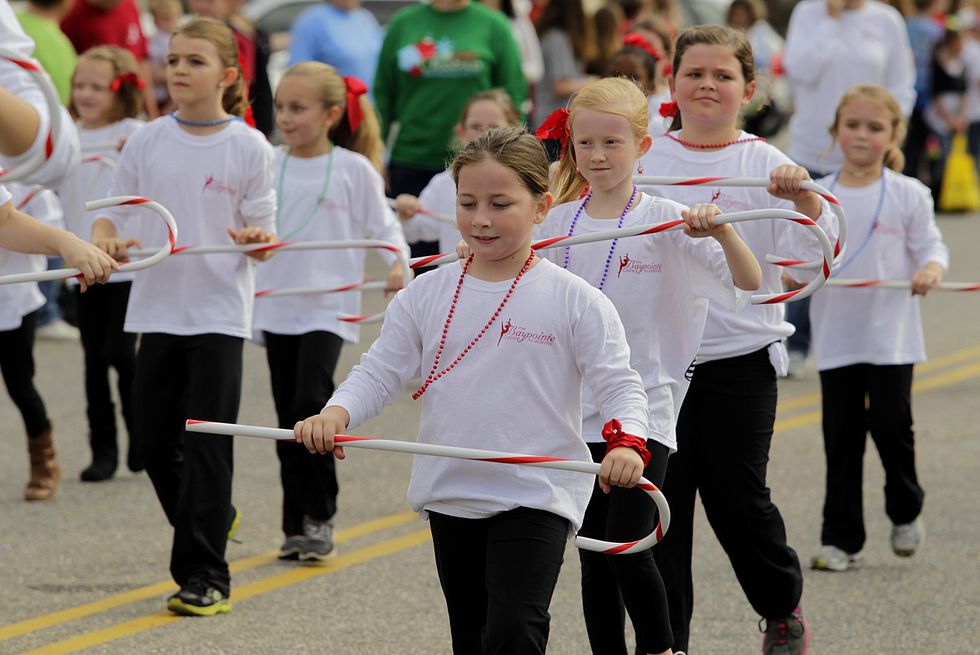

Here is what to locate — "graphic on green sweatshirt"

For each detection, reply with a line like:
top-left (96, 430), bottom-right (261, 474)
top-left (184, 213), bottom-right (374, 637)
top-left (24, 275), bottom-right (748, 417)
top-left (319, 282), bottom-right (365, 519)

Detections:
top-left (397, 36), bottom-right (483, 79)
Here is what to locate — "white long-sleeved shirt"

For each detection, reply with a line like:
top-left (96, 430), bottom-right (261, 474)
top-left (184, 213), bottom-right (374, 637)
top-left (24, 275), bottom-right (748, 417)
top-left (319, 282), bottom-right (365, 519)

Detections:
top-left (105, 117), bottom-right (276, 338)
top-left (56, 118), bottom-right (145, 285)
top-left (639, 133), bottom-right (839, 372)
top-left (810, 170), bottom-right (948, 370)
top-left (0, 2), bottom-right (80, 188)
top-left (327, 258), bottom-right (649, 531)
top-left (783, 0), bottom-right (916, 172)
top-left (537, 193), bottom-right (741, 450)
top-left (0, 182), bottom-right (61, 330)
top-left (253, 146), bottom-right (409, 342)
top-left (399, 170), bottom-right (461, 256)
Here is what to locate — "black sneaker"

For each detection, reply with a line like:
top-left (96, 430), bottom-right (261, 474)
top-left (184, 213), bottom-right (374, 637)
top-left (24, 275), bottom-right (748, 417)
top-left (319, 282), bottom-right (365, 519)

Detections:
top-left (760, 607), bottom-right (810, 655)
top-left (299, 516), bottom-right (336, 563)
top-left (80, 459), bottom-right (116, 482)
top-left (167, 578), bottom-right (231, 617)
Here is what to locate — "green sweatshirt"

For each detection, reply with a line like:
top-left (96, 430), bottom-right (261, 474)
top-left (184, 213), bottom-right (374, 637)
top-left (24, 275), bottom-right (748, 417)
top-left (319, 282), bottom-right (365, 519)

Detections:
top-left (16, 12), bottom-right (77, 105)
top-left (374, 2), bottom-right (526, 171)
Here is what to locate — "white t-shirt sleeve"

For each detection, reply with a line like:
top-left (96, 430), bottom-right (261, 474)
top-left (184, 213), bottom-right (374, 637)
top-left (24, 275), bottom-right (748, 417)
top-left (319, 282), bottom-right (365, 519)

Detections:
top-left (573, 293), bottom-right (649, 439)
top-left (883, 8), bottom-right (917, 116)
top-left (783, 1), bottom-right (842, 85)
top-left (905, 179), bottom-right (949, 271)
top-left (326, 287), bottom-right (423, 428)
top-left (358, 162), bottom-right (410, 266)
top-left (239, 138), bottom-right (277, 231)
top-left (0, 185), bottom-right (10, 206)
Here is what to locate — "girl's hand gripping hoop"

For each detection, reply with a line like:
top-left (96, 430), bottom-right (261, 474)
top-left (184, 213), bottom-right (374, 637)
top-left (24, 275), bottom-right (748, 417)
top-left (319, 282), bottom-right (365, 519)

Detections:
top-left (632, 175), bottom-right (848, 273)
top-left (0, 196), bottom-right (178, 286)
top-left (386, 197), bottom-right (456, 226)
top-left (185, 419), bottom-right (671, 555)
top-left (0, 47), bottom-right (64, 184)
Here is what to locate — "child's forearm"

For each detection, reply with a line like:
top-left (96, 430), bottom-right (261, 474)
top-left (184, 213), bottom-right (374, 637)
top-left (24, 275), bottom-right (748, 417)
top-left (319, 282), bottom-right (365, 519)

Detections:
top-left (0, 205), bottom-right (69, 256)
top-left (90, 217), bottom-right (120, 243)
top-left (0, 88), bottom-right (41, 157)
top-left (715, 225), bottom-right (762, 290)
top-left (793, 193), bottom-right (823, 221)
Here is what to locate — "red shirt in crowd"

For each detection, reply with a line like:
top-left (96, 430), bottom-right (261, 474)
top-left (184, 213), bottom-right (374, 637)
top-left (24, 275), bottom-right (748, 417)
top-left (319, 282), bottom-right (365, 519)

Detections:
top-left (61, 0), bottom-right (148, 60)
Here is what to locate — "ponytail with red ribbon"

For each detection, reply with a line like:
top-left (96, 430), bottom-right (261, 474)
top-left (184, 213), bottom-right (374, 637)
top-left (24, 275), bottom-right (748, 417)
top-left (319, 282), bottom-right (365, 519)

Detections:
top-left (534, 108), bottom-right (571, 151)
top-left (658, 101), bottom-right (678, 118)
top-left (622, 33), bottom-right (663, 62)
top-left (109, 71), bottom-right (145, 93)
top-left (343, 76), bottom-right (368, 133)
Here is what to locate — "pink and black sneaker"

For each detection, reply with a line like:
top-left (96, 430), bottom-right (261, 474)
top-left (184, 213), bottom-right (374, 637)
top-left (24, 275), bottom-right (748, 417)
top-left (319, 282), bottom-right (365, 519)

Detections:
top-left (760, 607), bottom-right (810, 655)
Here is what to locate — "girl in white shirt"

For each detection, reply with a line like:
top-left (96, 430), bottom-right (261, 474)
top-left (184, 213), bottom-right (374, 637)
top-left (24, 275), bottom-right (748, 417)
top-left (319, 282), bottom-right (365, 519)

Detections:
top-left (254, 62), bottom-right (409, 564)
top-left (295, 127), bottom-right (650, 654)
top-left (809, 85), bottom-right (947, 572)
top-left (542, 76), bottom-right (760, 655)
top-left (0, 183), bottom-right (113, 502)
top-left (394, 89), bottom-right (521, 258)
top-left (637, 25), bottom-right (837, 655)
top-left (58, 46), bottom-right (147, 483)
top-left (92, 18), bottom-right (276, 618)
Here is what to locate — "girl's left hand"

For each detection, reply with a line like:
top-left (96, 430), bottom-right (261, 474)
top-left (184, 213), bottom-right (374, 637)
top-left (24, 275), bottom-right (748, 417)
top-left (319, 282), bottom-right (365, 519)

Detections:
top-left (227, 226), bottom-right (276, 261)
top-left (598, 447), bottom-right (643, 494)
top-left (385, 260), bottom-right (410, 296)
top-left (768, 164), bottom-right (814, 202)
top-left (682, 203), bottom-right (728, 239)
top-left (910, 262), bottom-right (943, 295)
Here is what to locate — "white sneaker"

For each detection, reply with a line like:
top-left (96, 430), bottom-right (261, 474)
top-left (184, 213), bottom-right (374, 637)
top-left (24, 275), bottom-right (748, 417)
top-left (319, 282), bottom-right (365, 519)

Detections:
top-left (891, 518), bottom-right (924, 557)
top-left (36, 319), bottom-right (80, 342)
top-left (786, 351), bottom-right (807, 378)
top-left (810, 544), bottom-right (860, 571)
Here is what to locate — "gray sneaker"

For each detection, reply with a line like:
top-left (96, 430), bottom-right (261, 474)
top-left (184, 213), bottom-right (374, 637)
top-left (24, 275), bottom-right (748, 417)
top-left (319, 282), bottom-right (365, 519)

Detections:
top-left (760, 607), bottom-right (810, 655)
top-left (278, 534), bottom-right (305, 561)
top-left (300, 516), bottom-right (336, 563)
top-left (810, 544), bottom-right (860, 572)
top-left (891, 518), bottom-right (924, 557)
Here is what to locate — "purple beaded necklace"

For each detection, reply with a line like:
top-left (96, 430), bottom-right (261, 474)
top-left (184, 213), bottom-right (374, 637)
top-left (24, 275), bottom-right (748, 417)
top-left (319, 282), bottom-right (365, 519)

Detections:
top-left (562, 185), bottom-right (639, 290)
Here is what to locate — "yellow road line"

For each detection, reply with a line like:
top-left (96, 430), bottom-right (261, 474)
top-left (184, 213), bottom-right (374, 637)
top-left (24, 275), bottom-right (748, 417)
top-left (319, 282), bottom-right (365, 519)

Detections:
top-left (20, 529), bottom-right (432, 655)
top-left (775, 359), bottom-right (980, 433)
top-left (0, 511), bottom-right (416, 642)
top-left (776, 342), bottom-right (980, 413)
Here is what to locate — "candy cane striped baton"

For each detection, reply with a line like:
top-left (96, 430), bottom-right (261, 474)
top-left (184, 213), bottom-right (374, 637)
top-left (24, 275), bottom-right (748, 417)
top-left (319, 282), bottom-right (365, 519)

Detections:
top-left (0, 196), bottom-right (178, 285)
top-left (0, 47), bottom-right (64, 184)
top-left (129, 239), bottom-right (411, 323)
top-left (256, 280), bottom-right (386, 298)
top-left (386, 198), bottom-right (456, 226)
top-left (826, 279), bottom-right (980, 292)
top-left (633, 176), bottom-right (847, 272)
top-left (185, 419), bottom-right (670, 554)
top-left (411, 208), bottom-right (836, 304)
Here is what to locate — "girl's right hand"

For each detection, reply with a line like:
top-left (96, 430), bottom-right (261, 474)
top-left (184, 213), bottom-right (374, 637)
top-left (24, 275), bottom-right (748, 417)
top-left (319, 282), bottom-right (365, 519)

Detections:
top-left (94, 236), bottom-right (143, 263)
top-left (455, 239), bottom-right (471, 260)
top-left (294, 406), bottom-right (350, 458)
top-left (395, 194), bottom-right (420, 221)
top-left (61, 234), bottom-right (119, 291)
top-left (682, 203), bottom-right (726, 238)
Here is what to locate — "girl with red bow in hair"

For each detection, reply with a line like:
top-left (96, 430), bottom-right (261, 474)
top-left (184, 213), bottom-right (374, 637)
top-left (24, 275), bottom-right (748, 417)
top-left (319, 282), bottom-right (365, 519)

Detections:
top-left (56, 45), bottom-right (147, 482)
top-left (254, 62), bottom-right (409, 564)
top-left (91, 18), bottom-right (277, 617)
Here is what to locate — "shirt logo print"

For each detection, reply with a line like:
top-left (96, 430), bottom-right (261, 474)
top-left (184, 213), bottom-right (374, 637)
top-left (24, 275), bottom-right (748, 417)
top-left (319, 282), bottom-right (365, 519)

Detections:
top-left (617, 253), bottom-right (663, 276)
top-left (202, 175), bottom-right (237, 197)
top-left (497, 318), bottom-right (556, 347)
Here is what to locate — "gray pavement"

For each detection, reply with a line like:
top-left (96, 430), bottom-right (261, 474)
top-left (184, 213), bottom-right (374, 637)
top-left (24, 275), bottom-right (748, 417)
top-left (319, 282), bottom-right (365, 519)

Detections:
top-left (2, 213), bottom-right (980, 654)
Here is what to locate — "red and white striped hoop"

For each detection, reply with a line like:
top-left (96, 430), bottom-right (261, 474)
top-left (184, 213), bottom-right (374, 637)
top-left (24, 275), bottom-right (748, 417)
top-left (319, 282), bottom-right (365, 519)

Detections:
top-left (0, 47), bottom-right (64, 184)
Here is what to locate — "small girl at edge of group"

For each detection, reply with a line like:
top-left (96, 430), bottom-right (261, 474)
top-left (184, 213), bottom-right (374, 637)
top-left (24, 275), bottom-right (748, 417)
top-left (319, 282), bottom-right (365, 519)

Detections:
top-left (539, 76), bottom-right (760, 655)
top-left (58, 45), bottom-right (147, 482)
top-left (92, 17), bottom-right (276, 618)
top-left (394, 89), bottom-right (521, 257)
top-left (638, 24), bottom-right (839, 654)
top-left (809, 84), bottom-right (947, 573)
top-left (253, 61), bottom-right (409, 564)
top-left (606, 32), bottom-right (673, 139)
top-left (296, 126), bottom-right (651, 654)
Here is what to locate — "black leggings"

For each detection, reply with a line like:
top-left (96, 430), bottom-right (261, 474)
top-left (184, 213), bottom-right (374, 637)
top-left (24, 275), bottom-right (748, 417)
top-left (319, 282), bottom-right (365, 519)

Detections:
top-left (579, 440), bottom-right (672, 655)
top-left (429, 507), bottom-right (569, 655)
top-left (0, 311), bottom-right (50, 438)
top-left (264, 331), bottom-right (344, 535)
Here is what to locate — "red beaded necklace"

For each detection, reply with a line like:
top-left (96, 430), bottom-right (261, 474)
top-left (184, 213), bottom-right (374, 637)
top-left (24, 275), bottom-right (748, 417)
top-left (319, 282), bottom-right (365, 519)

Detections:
top-left (412, 252), bottom-right (535, 400)
top-left (666, 132), bottom-right (765, 150)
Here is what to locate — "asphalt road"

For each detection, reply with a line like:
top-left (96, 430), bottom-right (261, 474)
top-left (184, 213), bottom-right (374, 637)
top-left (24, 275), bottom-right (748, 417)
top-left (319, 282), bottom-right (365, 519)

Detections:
top-left (2, 212), bottom-right (979, 654)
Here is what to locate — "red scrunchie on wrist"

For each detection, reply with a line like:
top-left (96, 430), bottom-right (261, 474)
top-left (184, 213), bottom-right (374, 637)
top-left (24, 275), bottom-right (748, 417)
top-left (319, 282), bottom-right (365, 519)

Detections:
top-left (601, 418), bottom-right (651, 467)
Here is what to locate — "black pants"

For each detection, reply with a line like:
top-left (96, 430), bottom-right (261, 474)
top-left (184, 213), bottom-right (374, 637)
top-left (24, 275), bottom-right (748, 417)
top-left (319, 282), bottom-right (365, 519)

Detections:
top-left (134, 332), bottom-right (242, 595)
top-left (0, 311), bottom-right (50, 438)
top-left (264, 331), bottom-right (344, 535)
top-left (389, 161), bottom-right (442, 274)
top-left (656, 348), bottom-right (803, 652)
top-left (819, 364), bottom-right (923, 554)
top-left (429, 507), bottom-right (569, 655)
top-left (579, 440), bottom-right (672, 655)
top-left (77, 282), bottom-right (137, 463)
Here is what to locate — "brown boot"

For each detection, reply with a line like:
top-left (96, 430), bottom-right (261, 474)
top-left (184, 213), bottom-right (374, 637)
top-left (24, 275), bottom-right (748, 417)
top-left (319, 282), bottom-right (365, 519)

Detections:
top-left (25, 428), bottom-right (61, 501)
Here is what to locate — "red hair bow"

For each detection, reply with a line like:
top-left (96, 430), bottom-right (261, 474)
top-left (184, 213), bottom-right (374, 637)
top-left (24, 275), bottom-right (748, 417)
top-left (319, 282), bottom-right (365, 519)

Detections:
top-left (623, 33), bottom-right (663, 62)
top-left (659, 101), bottom-right (678, 118)
top-left (534, 108), bottom-right (571, 150)
top-left (343, 75), bottom-right (368, 133)
top-left (109, 72), bottom-right (145, 92)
